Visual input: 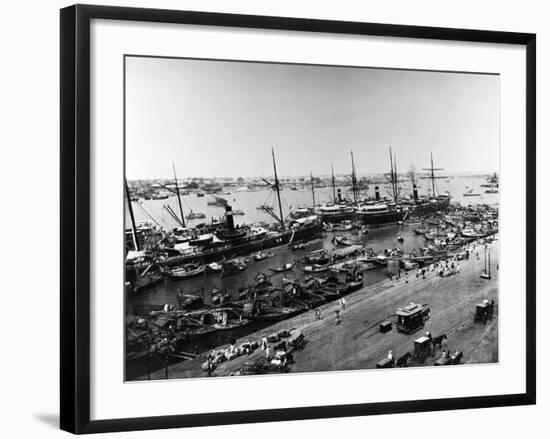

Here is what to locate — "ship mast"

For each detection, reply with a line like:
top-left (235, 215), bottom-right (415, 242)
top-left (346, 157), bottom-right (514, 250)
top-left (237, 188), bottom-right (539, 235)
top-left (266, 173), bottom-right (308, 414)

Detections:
top-left (393, 151), bottom-right (398, 202)
top-left (272, 148), bottom-right (285, 230)
top-left (422, 152), bottom-right (444, 197)
top-left (310, 172), bottom-right (316, 207)
top-left (430, 152), bottom-right (436, 195)
top-left (388, 147), bottom-right (396, 202)
top-left (172, 163), bottom-right (185, 228)
top-left (350, 150), bottom-right (358, 203)
top-left (331, 164), bottom-right (336, 203)
top-left (125, 178), bottom-right (140, 251)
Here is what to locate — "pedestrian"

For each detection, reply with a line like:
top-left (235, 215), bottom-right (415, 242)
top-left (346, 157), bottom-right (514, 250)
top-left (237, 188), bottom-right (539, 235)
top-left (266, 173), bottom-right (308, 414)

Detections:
top-left (266, 344), bottom-right (271, 360)
top-left (341, 298), bottom-right (346, 310)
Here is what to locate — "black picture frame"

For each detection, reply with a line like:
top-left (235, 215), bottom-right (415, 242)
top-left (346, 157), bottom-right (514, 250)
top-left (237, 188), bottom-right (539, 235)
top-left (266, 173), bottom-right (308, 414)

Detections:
top-left (60, 4), bottom-right (536, 434)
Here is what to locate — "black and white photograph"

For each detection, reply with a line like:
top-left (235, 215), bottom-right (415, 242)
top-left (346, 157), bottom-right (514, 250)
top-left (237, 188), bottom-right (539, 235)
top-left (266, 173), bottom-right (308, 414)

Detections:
top-left (0, 0), bottom-right (544, 436)
top-left (124, 56), bottom-right (500, 381)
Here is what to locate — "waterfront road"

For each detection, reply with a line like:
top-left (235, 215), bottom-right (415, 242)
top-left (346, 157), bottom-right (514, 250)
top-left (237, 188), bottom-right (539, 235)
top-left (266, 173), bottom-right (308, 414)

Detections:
top-left (138, 239), bottom-right (499, 380)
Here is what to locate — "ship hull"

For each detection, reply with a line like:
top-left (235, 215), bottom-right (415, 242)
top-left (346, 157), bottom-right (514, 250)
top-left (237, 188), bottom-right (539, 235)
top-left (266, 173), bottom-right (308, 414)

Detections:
top-left (356, 210), bottom-right (405, 225)
top-left (319, 212), bottom-right (355, 223)
top-left (157, 222), bottom-right (323, 266)
top-left (412, 197), bottom-right (451, 215)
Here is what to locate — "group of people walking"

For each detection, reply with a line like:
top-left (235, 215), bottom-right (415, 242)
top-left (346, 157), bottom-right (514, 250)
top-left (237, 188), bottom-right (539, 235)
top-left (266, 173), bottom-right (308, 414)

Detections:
top-left (314, 297), bottom-right (347, 325)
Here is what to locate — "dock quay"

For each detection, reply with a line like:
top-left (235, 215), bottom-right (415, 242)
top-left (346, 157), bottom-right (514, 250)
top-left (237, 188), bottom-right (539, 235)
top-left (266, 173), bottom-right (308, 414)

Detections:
top-left (136, 238), bottom-right (498, 380)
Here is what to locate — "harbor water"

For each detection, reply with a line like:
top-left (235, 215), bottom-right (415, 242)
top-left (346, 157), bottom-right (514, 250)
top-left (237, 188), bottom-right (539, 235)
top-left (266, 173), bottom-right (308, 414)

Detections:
top-left (127, 175), bottom-right (497, 313)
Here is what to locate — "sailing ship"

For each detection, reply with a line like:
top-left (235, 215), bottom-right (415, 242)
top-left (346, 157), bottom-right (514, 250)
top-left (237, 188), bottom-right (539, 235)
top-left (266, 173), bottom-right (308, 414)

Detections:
top-left (134, 150), bottom-right (323, 268)
top-left (407, 152), bottom-right (451, 214)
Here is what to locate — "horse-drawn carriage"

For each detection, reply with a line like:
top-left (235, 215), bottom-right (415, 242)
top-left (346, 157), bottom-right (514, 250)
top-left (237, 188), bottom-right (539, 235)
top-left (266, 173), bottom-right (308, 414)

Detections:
top-left (474, 300), bottom-right (494, 323)
top-left (286, 329), bottom-right (305, 351)
top-left (411, 336), bottom-right (432, 362)
top-left (376, 357), bottom-right (395, 368)
top-left (434, 350), bottom-right (463, 366)
top-left (237, 356), bottom-right (291, 375)
top-left (396, 302), bottom-right (430, 333)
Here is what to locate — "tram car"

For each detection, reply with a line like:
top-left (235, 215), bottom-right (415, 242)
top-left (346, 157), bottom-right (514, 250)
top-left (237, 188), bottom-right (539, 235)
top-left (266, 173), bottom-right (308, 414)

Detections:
top-left (396, 302), bottom-right (430, 333)
top-left (474, 300), bottom-right (494, 323)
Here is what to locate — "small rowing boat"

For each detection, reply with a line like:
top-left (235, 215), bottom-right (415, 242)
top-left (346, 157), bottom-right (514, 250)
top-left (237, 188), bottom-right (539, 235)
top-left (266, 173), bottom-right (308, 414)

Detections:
top-left (269, 262), bottom-right (295, 273)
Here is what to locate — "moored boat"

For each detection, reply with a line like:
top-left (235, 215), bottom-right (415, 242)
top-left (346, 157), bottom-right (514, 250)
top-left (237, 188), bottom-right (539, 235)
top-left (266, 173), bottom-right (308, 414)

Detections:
top-left (269, 262), bottom-right (295, 273)
top-left (253, 251), bottom-right (269, 261)
top-left (167, 264), bottom-right (205, 279)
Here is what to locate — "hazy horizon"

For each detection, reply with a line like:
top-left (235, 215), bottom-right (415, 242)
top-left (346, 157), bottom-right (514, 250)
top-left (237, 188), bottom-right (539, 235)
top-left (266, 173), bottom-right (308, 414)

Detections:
top-left (127, 169), bottom-right (498, 182)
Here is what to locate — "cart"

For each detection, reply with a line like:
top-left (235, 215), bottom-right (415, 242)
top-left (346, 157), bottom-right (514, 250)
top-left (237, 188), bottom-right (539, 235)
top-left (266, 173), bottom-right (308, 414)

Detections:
top-left (376, 357), bottom-right (395, 368)
top-left (379, 320), bottom-right (392, 333)
top-left (238, 357), bottom-right (290, 375)
top-left (412, 336), bottom-right (432, 362)
top-left (434, 351), bottom-right (463, 366)
top-left (474, 301), bottom-right (493, 323)
top-left (286, 329), bottom-right (305, 351)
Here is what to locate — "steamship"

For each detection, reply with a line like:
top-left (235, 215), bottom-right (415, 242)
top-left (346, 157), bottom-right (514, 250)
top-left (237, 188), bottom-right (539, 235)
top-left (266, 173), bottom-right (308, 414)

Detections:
top-left (409, 153), bottom-right (452, 214)
top-left (407, 183), bottom-right (451, 215)
top-left (125, 150), bottom-right (323, 270)
top-left (317, 203), bottom-right (356, 223)
top-left (158, 205), bottom-right (322, 266)
top-left (355, 184), bottom-right (405, 225)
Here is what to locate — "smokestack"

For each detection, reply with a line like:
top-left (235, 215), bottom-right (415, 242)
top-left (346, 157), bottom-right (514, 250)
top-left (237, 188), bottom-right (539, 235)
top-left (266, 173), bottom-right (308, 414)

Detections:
top-left (375, 186), bottom-right (380, 201)
top-left (225, 205), bottom-right (235, 231)
top-left (337, 188), bottom-right (342, 203)
top-left (413, 184), bottom-right (418, 202)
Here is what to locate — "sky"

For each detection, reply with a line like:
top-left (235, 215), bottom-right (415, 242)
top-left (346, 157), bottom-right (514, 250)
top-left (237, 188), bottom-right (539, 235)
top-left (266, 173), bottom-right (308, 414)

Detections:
top-left (125, 56), bottom-right (499, 179)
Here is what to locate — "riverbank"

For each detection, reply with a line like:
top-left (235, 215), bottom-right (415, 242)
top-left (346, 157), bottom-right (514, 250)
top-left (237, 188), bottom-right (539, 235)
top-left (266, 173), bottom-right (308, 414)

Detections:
top-left (135, 239), bottom-right (498, 380)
